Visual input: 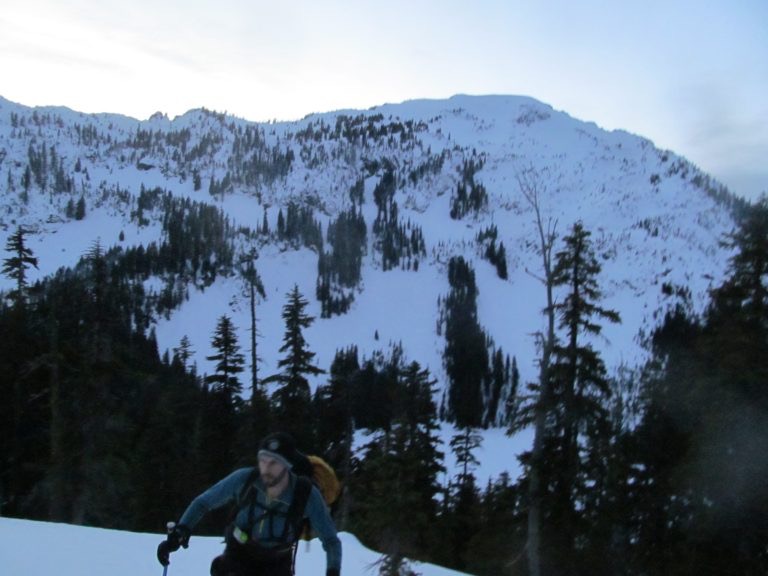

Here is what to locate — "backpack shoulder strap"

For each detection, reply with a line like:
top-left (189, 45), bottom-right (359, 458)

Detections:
top-left (226, 466), bottom-right (260, 528)
top-left (284, 475), bottom-right (312, 541)
top-left (238, 466), bottom-right (261, 505)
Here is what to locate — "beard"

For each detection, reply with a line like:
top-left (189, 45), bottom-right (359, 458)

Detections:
top-left (263, 466), bottom-right (289, 488)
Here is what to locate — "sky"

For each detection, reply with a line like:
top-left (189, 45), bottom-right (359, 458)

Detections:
top-left (1, 0), bottom-right (766, 200)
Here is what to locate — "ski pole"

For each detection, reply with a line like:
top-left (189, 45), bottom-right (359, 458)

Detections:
top-left (162, 521), bottom-right (175, 576)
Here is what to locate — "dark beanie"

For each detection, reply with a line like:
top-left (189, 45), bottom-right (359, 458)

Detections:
top-left (258, 432), bottom-right (296, 469)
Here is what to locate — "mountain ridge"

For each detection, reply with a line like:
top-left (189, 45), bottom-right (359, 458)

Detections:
top-left (0, 93), bottom-right (740, 433)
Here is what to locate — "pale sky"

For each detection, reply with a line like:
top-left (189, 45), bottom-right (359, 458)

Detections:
top-left (1, 0), bottom-right (766, 200)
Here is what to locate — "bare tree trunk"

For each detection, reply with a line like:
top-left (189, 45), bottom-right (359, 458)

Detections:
top-left (518, 168), bottom-right (558, 576)
top-left (250, 278), bottom-right (257, 399)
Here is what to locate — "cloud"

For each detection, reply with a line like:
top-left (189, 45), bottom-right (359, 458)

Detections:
top-left (663, 80), bottom-right (768, 199)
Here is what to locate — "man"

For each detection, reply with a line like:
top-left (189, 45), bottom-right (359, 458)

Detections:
top-left (157, 432), bottom-right (341, 576)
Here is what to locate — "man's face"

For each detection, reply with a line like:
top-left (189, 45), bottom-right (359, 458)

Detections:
top-left (258, 454), bottom-right (288, 487)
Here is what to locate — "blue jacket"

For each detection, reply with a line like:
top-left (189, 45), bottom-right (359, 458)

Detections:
top-left (179, 467), bottom-right (342, 571)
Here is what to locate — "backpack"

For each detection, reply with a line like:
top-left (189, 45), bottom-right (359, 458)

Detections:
top-left (295, 453), bottom-right (342, 508)
top-left (236, 451), bottom-right (340, 542)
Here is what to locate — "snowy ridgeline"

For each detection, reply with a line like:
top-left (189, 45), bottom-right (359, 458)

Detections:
top-left (0, 94), bottom-right (738, 490)
top-left (0, 94), bottom-right (737, 402)
top-left (0, 517), bottom-right (470, 576)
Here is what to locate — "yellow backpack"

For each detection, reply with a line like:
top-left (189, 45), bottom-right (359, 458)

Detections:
top-left (306, 454), bottom-right (341, 506)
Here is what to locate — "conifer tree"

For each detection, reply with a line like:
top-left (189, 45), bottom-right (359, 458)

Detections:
top-left (0, 228), bottom-right (40, 520)
top-left (84, 239), bottom-right (112, 361)
top-left (546, 220), bottom-right (620, 572)
top-left (707, 198), bottom-right (768, 392)
top-left (173, 335), bottom-right (195, 373)
top-left (267, 285), bottom-right (324, 447)
top-left (350, 353), bottom-right (443, 565)
top-left (445, 425), bottom-right (484, 570)
top-left (205, 315), bottom-right (245, 401)
top-left (75, 196), bottom-right (86, 220)
top-left (313, 346), bottom-right (359, 527)
top-left (620, 200), bottom-right (768, 575)
top-left (261, 208), bottom-right (269, 236)
top-left (443, 257), bottom-right (488, 429)
top-left (314, 347), bottom-right (357, 452)
top-left (2, 226), bottom-right (38, 309)
top-left (450, 428), bottom-right (482, 485)
top-left (676, 199), bottom-right (768, 572)
top-left (197, 316), bottom-right (246, 489)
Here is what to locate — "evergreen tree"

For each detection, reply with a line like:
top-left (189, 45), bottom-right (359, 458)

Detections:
top-left (484, 348), bottom-right (515, 427)
top-left (707, 198), bottom-right (768, 395)
top-left (464, 474), bottom-right (527, 575)
top-left (205, 315), bottom-right (245, 401)
top-left (438, 427), bottom-right (485, 571)
top-left (439, 467), bottom-right (482, 571)
top-left (196, 317), bottom-right (246, 500)
top-left (277, 208), bottom-right (285, 238)
top-left (621, 199), bottom-right (768, 574)
top-left (495, 241), bottom-right (508, 279)
top-left (349, 353), bottom-right (443, 566)
top-left (2, 227), bottom-right (38, 309)
top-left (172, 335), bottom-right (195, 373)
top-left (84, 239), bottom-right (113, 361)
top-left (317, 206), bottom-right (367, 317)
top-left (443, 257), bottom-right (488, 429)
top-left (267, 285), bottom-right (324, 447)
top-left (194, 380), bottom-right (241, 508)
top-left (545, 220), bottom-right (620, 573)
top-left (261, 208), bottom-right (269, 236)
top-left (313, 346), bottom-right (359, 528)
top-left (75, 196), bottom-right (86, 220)
top-left (131, 361), bottom-right (202, 531)
top-left (351, 348), bottom-right (401, 432)
top-left (630, 304), bottom-right (713, 573)
top-left (628, 200), bottom-right (768, 574)
top-left (449, 428), bottom-right (482, 485)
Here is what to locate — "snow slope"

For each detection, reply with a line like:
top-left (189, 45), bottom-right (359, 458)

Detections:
top-left (0, 94), bottom-right (739, 485)
top-left (0, 517), bottom-right (469, 576)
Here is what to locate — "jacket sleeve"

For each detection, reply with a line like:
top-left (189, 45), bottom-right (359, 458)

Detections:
top-left (304, 485), bottom-right (342, 571)
top-left (178, 468), bottom-right (252, 532)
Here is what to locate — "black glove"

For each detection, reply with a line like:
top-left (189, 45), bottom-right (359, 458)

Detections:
top-left (326, 569), bottom-right (340, 576)
top-left (157, 524), bottom-right (190, 566)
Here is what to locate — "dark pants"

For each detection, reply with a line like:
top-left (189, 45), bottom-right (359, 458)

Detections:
top-left (210, 539), bottom-right (294, 576)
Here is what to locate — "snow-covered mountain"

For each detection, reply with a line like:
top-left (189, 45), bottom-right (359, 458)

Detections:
top-left (0, 93), bottom-right (738, 482)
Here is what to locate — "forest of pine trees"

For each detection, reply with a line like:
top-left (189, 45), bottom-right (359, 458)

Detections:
top-left (441, 256), bottom-right (517, 429)
top-left (0, 192), bottom-right (766, 575)
top-left (450, 157), bottom-right (489, 220)
top-left (372, 166), bottom-right (427, 272)
top-left (317, 203), bottom-right (367, 317)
